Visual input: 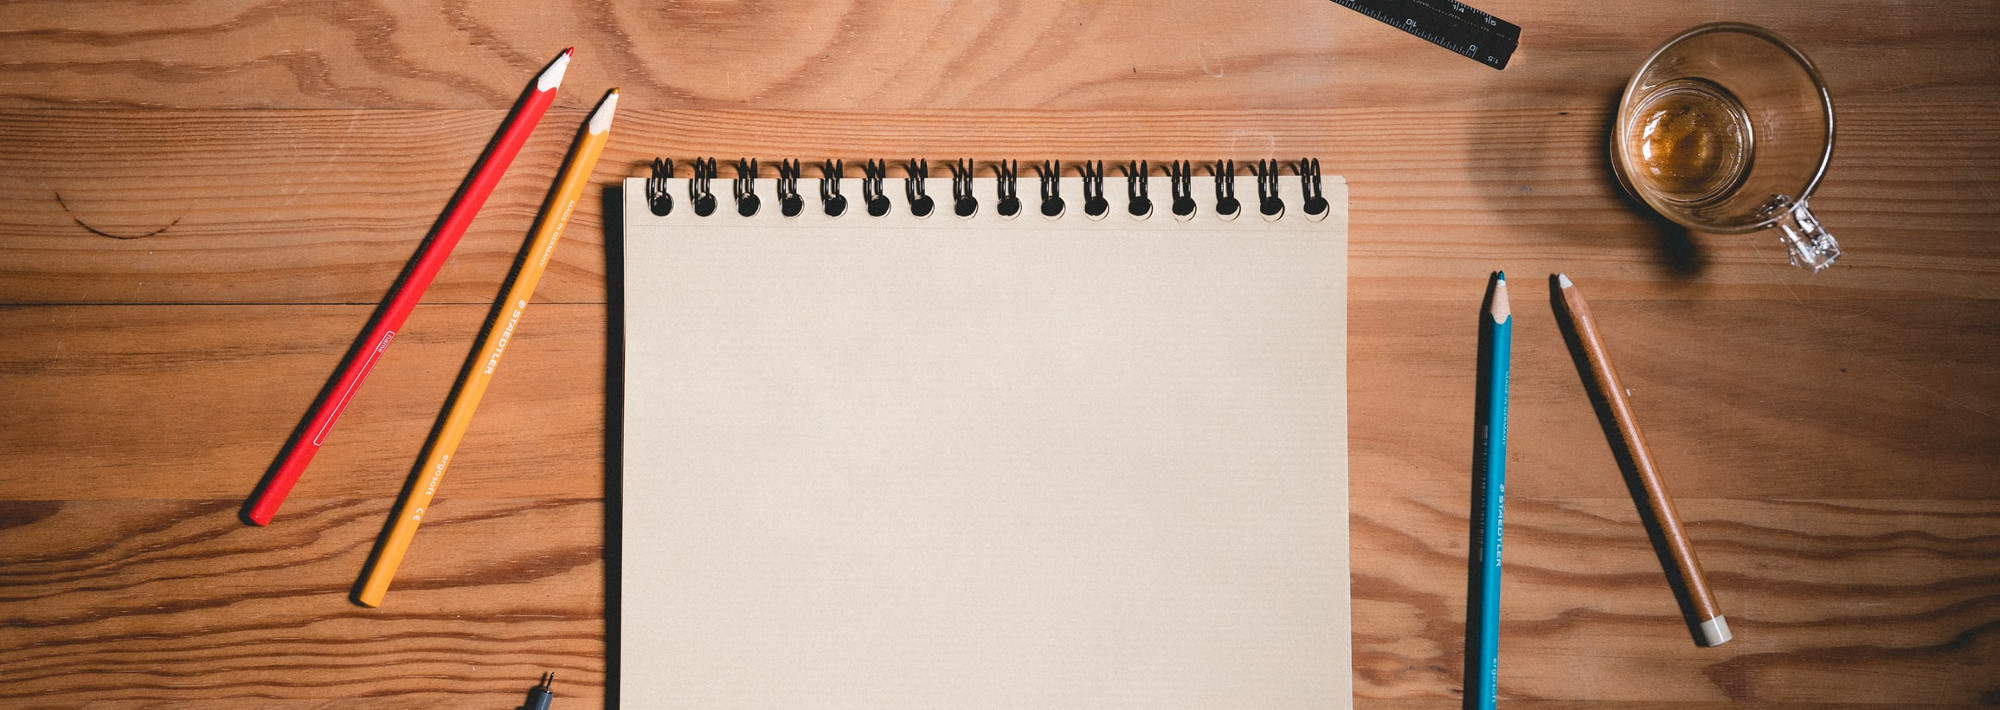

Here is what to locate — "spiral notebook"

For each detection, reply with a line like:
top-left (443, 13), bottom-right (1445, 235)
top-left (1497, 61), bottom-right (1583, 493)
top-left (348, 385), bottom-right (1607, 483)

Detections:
top-left (619, 160), bottom-right (1351, 709)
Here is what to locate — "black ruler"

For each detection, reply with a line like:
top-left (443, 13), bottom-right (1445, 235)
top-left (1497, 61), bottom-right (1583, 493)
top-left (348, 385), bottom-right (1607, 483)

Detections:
top-left (1328, 0), bottom-right (1521, 70)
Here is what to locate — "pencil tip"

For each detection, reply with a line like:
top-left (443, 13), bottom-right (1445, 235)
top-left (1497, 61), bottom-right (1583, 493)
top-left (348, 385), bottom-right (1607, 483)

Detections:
top-left (538, 50), bottom-right (572, 92)
top-left (1490, 276), bottom-right (1511, 322)
top-left (1495, 270), bottom-right (1505, 282)
top-left (1556, 272), bottom-right (1573, 288)
top-left (588, 90), bottom-right (619, 134)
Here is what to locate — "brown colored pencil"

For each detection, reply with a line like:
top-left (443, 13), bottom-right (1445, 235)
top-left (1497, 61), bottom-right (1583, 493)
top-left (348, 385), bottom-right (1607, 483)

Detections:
top-left (1554, 273), bottom-right (1730, 647)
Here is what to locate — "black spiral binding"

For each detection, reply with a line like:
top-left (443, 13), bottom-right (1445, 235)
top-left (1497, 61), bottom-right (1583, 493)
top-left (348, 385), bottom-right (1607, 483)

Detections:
top-left (1212, 160), bottom-right (1240, 218)
top-left (646, 158), bottom-right (674, 216)
top-left (1168, 160), bottom-right (1196, 219)
top-left (862, 160), bottom-right (891, 217)
top-left (733, 159), bottom-right (761, 217)
top-left (1298, 158), bottom-right (1329, 217)
top-left (690, 157), bottom-right (718, 217)
top-left (905, 159), bottom-right (934, 218)
top-left (648, 157), bottom-right (1319, 220)
top-left (994, 160), bottom-right (1021, 218)
top-left (819, 160), bottom-right (847, 217)
top-left (1252, 159), bottom-right (1283, 218)
top-left (776, 159), bottom-right (804, 218)
top-left (1037, 160), bottom-right (1064, 217)
top-left (1124, 160), bottom-right (1152, 218)
top-left (1080, 161), bottom-right (1108, 218)
top-left (949, 159), bottom-right (978, 218)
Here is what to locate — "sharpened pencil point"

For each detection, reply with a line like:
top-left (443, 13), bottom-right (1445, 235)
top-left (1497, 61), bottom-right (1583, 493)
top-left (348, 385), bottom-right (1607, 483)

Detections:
top-left (588, 90), bottom-right (619, 134)
top-left (1557, 272), bottom-right (1574, 288)
top-left (1490, 272), bottom-right (1511, 322)
top-left (538, 50), bottom-right (572, 92)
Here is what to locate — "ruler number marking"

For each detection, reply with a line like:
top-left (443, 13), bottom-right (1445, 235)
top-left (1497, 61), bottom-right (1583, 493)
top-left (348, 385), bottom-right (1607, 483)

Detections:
top-left (1328, 0), bottom-right (1518, 69)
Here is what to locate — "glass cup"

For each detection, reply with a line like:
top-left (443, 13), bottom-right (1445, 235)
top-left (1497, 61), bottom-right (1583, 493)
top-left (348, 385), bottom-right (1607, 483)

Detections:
top-left (1612, 23), bottom-right (1841, 271)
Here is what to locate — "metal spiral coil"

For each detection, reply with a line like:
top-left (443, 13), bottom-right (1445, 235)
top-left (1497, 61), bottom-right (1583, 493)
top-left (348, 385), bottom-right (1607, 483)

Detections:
top-left (862, 159), bottom-right (891, 217)
top-left (819, 159), bottom-right (847, 217)
top-left (647, 156), bottom-right (1326, 222)
top-left (1124, 160), bottom-right (1151, 218)
top-left (905, 159), bottom-right (934, 218)
top-left (1298, 157), bottom-right (1329, 217)
top-left (776, 159), bottom-right (804, 218)
top-left (1252, 159), bottom-right (1284, 217)
top-left (646, 158), bottom-right (674, 216)
top-left (949, 159), bottom-right (978, 217)
top-left (1080, 160), bottom-right (1108, 218)
top-left (994, 160), bottom-right (1021, 218)
top-left (1212, 159), bottom-right (1240, 217)
top-left (1168, 160), bottom-right (1196, 218)
top-left (733, 158), bottom-right (761, 217)
top-left (689, 157), bottom-right (718, 217)
top-left (1037, 160), bottom-right (1064, 217)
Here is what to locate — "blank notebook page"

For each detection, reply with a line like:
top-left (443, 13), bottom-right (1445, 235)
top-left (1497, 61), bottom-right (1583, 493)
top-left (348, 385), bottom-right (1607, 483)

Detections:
top-left (619, 175), bottom-right (1350, 709)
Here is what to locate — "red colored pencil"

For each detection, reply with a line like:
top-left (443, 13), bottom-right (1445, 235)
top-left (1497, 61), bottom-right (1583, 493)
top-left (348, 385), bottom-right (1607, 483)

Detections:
top-left (244, 48), bottom-right (573, 526)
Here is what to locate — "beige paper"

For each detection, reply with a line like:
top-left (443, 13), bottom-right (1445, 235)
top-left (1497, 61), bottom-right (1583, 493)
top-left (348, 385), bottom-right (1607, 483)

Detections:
top-left (621, 174), bottom-right (1349, 709)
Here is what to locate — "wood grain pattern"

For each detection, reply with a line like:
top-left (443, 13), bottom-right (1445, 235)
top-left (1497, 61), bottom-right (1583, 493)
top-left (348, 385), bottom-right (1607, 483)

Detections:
top-left (0, 0), bottom-right (1995, 707)
top-left (0, 498), bottom-right (604, 704)
top-left (4, 105), bottom-right (1999, 305)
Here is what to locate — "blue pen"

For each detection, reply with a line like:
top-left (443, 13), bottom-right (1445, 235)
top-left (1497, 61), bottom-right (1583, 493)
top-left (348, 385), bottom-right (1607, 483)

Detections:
top-left (1467, 271), bottom-right (1510, 710)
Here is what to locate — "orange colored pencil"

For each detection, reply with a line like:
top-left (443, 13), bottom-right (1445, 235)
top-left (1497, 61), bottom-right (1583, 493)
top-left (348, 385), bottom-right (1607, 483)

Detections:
top-left (355, 89), bottom-right (619, 607)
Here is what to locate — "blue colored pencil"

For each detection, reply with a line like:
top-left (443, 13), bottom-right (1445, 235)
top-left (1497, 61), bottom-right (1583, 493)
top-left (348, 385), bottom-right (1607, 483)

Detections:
top-left (1468, 271), bottom-right (1511, 710)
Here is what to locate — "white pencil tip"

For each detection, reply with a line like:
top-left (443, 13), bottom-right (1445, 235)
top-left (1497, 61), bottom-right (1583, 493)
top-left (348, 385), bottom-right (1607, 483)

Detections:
top-left (588, 90), bottom-right (619, 134)
top-left (538, 50), bottom-right (572, 92)
top-left (1557, 273), bottom-right (1574, 288)
top-left (1699, 615), bottom-right (1732, 646)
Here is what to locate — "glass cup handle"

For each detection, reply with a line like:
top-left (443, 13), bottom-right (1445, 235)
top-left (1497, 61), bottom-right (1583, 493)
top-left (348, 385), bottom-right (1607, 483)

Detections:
top-left (1766, 196), bottom-right (1841, 272)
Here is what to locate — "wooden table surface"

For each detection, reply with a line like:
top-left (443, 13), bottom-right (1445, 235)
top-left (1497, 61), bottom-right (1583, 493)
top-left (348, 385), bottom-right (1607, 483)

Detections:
top-left (3, 1), bottom-right (1996, 707)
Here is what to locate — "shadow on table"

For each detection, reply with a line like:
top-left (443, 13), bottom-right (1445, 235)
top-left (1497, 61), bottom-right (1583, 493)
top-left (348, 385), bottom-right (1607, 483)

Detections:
top-left (1597, 97), bottom-right (1704, 278)
top-left (1466, 83), bottom-right (1705, 278)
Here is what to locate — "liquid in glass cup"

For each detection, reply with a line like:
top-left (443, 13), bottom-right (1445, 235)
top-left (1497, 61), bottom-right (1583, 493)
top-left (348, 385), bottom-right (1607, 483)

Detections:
top-left (1613, 23), bottom-right (1842, 271)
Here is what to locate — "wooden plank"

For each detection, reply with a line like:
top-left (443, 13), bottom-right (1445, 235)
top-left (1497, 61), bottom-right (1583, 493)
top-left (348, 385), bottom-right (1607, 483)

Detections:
top-left (1, 105), bottom-right (1997, 305)
top-left (0, 498), bottom-right (604, 705)
top-left (0, 304), bottom-right (604, 502)
top-left (1, 495), bottom-right (1991, 704)
top-left (1, 0), bottom-right (1996, 705)
top-left (0, 301), bottom-right (1990, 502)
top-left (0, 1), bottom-right (1993, 110)
top-left (1349, 496), bottom-right (2000, 704)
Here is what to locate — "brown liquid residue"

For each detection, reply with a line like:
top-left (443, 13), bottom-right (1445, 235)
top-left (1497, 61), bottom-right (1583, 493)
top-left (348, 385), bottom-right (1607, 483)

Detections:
top-left (1629, 79), bottom-right (1753, 205)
